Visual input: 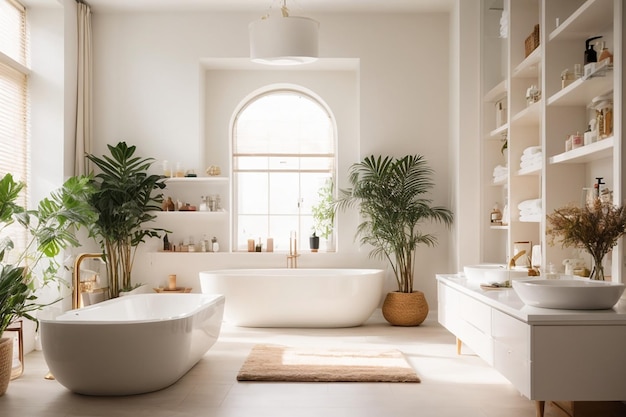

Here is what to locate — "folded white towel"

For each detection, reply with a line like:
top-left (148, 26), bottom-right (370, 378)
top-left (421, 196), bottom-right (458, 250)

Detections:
top-left (492, 164), bottom-right (508, 175)
top-left (520, 152), bottom-right (542, 163)
top-left (518, 199), bottom-right (541, 211)
top-left (520, 213), bottom-right (541, 222)
top-left (520, 159), bottom-right (542, 170)
top-left (522, 146), bottom-right (542, 156)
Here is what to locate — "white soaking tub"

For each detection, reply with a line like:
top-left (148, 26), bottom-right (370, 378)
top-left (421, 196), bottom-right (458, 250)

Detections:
top-left (39, 293), bottom-right (224, 395)
top-left (199, 268), bottom-right (384, 328)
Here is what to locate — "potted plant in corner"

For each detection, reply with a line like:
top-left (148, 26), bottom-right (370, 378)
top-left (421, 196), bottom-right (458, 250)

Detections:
top-left (86, 142), bottom-right (166, 298)
top-left (0, 173), bottom-right (96, 395)
top-left (311, 177), bottom-right (335, 251)
top-left (335, 155), bottom-right (453, 326)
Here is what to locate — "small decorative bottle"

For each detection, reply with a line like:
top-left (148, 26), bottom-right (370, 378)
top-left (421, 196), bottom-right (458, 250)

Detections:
top-left (211, 236), bottom-right (219, 252)
top-left (490, 203), bottom-right (502, 225)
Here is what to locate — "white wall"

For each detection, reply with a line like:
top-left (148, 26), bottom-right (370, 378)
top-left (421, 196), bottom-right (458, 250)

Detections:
top-left (88, 11), bottom-right (452, 307)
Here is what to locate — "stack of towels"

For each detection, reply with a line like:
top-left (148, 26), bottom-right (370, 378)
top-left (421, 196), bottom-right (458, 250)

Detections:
top-left (519, 146), bottom-right (542, 171)
top-left (518, 199), bottom-right (541, 222)
top-left (492, 164), bottom-right (508, 184)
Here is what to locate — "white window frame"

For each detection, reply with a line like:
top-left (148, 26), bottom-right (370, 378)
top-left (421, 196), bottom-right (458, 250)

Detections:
top-left (231, 85), bottom-right (337, 252)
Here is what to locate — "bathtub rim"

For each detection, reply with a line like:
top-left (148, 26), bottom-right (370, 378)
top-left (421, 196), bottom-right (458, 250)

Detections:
top-left (38, 293), bottom-right (225, 325)
top-left (199, 268), bottom-right (386, 276)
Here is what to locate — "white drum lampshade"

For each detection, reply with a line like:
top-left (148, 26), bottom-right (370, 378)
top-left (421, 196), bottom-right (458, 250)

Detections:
top-left (249, 15), bottom-right (319, 65)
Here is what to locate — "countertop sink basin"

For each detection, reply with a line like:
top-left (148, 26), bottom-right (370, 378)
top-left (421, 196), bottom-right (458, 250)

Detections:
top-left (463, 264), bottom-right (507, 282)
top-left (464, 264), bottom-right (529, 283)
top-left (512, 278), bottom-right (626, 310)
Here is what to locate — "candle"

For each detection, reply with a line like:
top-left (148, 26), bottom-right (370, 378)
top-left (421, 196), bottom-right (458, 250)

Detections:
top-left (266, 238), bottom-right (274, 252)
top-left (168, 274), bottom-right (177, 290)
top-left (247, 239), bottom-right (255, 252)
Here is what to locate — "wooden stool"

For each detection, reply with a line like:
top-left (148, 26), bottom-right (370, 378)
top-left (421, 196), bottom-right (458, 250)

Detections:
top-left (5, 320), bottom-right (23, 380)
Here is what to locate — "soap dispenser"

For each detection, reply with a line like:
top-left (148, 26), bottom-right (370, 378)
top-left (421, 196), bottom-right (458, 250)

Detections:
top-left (584, 36), bottom-right (602, 64)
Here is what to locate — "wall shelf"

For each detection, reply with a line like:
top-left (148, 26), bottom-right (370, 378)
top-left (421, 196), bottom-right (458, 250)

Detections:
top-left (547, 72), bottom-right (613, 106)
top-left (164, 176), bottom-right (228, 184)
top-left (489, 124), bottom-right (509, 139)
top-left (549, 136), bottom-right (613, 164)
top-left (548, 0), bottom-right (614, 42)
top-left (512, 47), bottom-right (541, 79)
top-left (484, 80), bottom-right (508, 102)
top-left (511, 101), bottom-right (541, 126)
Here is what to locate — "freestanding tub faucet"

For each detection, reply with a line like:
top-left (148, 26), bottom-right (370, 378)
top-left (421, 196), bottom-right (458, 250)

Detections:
top-left (287, 231), bottom-right (300, 268)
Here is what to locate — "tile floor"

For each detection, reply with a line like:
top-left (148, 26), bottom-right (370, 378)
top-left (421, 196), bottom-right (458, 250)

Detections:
top-left (2, 311), bottom-right (565, 417)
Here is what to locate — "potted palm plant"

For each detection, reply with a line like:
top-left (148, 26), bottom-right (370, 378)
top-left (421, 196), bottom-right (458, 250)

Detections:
top-left (86, 142), bottom-right (166, 298)
top-left (0, 173), bottom-right (96, 395)
top-left (336, 155), bottom-right (453, 326)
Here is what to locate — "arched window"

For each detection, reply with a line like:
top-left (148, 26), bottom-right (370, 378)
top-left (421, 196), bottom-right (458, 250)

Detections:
top-left (232, 88), bottom-right (336, 252)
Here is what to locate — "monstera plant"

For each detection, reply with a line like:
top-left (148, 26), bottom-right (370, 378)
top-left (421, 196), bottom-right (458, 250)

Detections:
top-left (0, 173), bottom-right (96, 395)
top-left (86, 142), bottom-right (166, 297)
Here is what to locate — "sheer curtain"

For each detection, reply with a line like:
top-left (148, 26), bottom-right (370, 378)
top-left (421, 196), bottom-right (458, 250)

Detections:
top-left (75, 0), bottom-right (92, 175)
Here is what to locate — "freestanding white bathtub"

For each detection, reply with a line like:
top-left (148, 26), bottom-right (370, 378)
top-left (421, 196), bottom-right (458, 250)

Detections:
top-left (199, 268), bottom-right (384, 328)
top-left (39, 293), bottom-right (225, 396)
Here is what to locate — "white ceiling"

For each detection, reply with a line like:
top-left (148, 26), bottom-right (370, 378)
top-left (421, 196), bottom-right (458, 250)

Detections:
top-left (29, 0), bottom-right (454, 14)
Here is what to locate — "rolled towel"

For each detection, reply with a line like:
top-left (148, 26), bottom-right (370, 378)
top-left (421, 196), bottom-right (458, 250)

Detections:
top-left (520, 152), bottom-right (542, 163)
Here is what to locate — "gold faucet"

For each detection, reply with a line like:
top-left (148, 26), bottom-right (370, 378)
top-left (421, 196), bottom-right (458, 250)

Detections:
top-left (508, 250), bottom-right (526, 269)
top-left (286, 231), bottom-right (300, 268)
top-left (73, 253), bottom-right (106, 309)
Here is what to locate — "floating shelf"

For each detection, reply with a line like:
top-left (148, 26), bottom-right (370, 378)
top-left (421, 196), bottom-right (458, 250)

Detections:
top-left (154, 210), bottom-right (228, 216)
top-left (164, 177), bottom-right (228, 183)
top-left (490, 225), bottom-right (509, 230)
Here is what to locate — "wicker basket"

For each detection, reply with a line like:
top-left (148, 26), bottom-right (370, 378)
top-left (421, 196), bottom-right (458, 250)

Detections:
top-left (382, 291), bottom-right (429, 326)
top-left (525, 24), bottom-right (540, 57)
top-left (0, 337), bottom-right (13, 396)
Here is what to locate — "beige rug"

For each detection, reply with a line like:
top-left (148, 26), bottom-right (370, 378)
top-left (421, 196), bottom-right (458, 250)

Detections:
top-left (237, 344), bottom-right (420, 383)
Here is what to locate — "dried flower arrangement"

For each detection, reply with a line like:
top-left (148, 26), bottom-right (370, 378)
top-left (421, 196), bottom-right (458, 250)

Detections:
top-left (546, 198), bottom-right (626, 280)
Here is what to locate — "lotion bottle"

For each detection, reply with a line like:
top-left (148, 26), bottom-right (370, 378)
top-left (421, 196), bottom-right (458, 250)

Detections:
top-left (584, 36), bottom-right (602, 64)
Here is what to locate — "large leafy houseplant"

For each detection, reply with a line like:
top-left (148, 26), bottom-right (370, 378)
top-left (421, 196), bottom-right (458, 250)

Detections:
top-left (0, 173), bottom-right (96, 394)
top-left (546, 198), bottom-right (626, 281)
top-left (336, 155), bottom-right (453, 294)
top-left (86, 142), bottom-right (166, 297)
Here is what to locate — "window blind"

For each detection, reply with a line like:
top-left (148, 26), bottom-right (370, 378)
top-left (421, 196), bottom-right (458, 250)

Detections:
top-left (0, 0), bottom-right (29, 260)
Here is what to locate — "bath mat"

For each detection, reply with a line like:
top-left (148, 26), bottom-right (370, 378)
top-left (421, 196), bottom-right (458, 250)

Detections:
top-left (237, 344), bottom-right (420, 383)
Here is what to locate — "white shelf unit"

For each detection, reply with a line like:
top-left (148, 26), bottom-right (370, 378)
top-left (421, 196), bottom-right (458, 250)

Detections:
top-left (157, 176), bottom-right (230, 253)
top-left (479, 0), bottom-right (623, 280)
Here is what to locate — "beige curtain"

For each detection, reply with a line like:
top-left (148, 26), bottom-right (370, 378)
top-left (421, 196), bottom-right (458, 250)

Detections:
top-left (75, 1), bottom-right (92, 176)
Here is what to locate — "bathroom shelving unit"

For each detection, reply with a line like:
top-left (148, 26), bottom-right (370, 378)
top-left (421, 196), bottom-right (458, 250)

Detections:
top-left (155, 176), bottom-right (231, 253)
top-left (479, 0), bottom-right (623, 281)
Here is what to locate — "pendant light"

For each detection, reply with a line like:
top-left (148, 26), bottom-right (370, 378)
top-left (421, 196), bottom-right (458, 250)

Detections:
top-left (249, 0), bottom-right (319, 65)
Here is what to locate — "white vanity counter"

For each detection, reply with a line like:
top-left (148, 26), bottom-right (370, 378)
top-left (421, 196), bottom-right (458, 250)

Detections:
top-left (436, 274), bottom-right (626, 412)
top-left (438, 274), bottom-right (626, 324)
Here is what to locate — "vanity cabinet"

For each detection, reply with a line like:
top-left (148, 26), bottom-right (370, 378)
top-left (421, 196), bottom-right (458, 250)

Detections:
top-left (479, 0), bottom-right (624, 281)
top-left (155, 177), bottom-right (230, 252)
top-left (437, 275), bottom-right (626, 416)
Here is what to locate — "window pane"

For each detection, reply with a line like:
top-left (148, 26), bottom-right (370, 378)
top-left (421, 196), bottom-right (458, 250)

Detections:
top-left (268, 173), bottom-right (299, 215)
top-left (236, 172), bottom-right (268, 214)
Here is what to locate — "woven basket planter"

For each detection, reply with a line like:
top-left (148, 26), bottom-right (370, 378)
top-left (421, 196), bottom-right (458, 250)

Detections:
top-left (382, 291), bottom-right (429, 326)
top-left (0, 337), bottom-right (13, 396)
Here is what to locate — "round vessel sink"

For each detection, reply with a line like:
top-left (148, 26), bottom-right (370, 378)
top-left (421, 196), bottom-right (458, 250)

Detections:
top-left (463, 264), bottom-right (507, 282)
top-left (463, 264), bottom-right (528, 283)
top-left (512, 278), bottom-right (625, 310)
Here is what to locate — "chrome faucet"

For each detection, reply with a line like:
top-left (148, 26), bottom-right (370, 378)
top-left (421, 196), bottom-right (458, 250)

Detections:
top-left (286, 231), bottom-right (300, 268)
